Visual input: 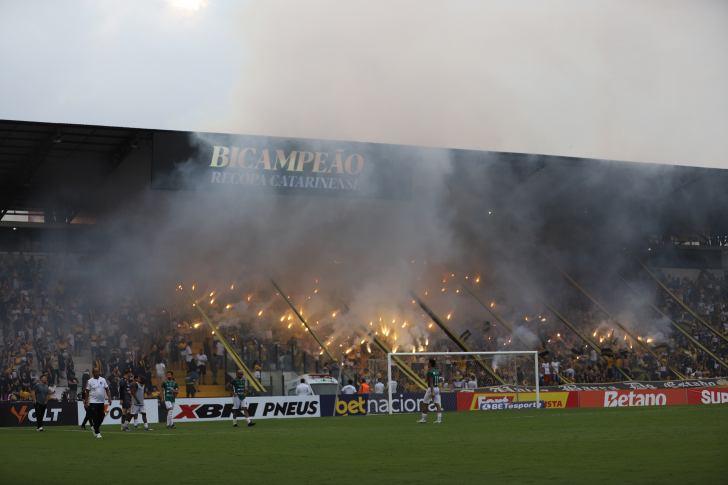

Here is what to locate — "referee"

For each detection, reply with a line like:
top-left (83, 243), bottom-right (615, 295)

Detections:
top-left (84, 366), bottom-right (112, 438)
top-left (31, 374), bottom-right (51, 431)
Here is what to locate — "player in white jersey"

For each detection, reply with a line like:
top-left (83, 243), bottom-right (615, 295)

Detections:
top-left (129, 375), bottom-right (153, 431)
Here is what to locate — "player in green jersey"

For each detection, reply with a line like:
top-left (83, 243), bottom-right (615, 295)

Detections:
top-left (225, 369), bottom-right (255, 427)
top-left (161, 371), bottom-right (179, 429)
top-left (417, 359), bottom-right (443, 424)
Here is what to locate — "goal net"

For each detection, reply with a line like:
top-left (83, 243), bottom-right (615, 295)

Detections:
top-left (364, 351), bottom-right (539, 415)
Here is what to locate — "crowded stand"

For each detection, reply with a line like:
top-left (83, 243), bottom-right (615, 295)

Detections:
top-left (1, 250), bottom-right (726, 404)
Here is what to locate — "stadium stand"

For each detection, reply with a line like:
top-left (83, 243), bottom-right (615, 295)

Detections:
top-left (2, 248), bottom-right (726, 404)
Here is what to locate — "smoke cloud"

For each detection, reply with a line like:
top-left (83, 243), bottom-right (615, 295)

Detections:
top-left (217, 0), bottom-right (728, 170)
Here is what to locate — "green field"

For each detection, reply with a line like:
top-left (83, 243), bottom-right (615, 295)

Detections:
top-left (2, 405), bottom-right (726, 483)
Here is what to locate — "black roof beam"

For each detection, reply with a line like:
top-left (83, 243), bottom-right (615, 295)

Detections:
top-left (0, 128), bottom-right (58, 220)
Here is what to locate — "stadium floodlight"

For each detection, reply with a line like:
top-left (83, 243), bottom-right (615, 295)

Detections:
top-left (384, 351), bottom-right (539, 415)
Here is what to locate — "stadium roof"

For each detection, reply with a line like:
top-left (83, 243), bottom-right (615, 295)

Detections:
top-left (0, 119), bottom-right (151, 222)
top-left (1, 119), bottom-right (726, 244)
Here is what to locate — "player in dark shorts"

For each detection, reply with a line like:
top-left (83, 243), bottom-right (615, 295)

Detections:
top-left (118, 368), bottom-right (133, 431)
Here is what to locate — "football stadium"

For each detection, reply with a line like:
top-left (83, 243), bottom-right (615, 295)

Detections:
top-left (1, 2), bottom-right (727, 484)
top-left (1, 118), bottom-right (727, 482)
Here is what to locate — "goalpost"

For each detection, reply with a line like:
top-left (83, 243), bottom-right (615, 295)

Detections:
top-left (384, 351), bottom-right (539, 415)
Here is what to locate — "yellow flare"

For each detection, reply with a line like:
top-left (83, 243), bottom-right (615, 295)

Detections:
top-left (231, 285), bottom-right (234, 290)
top-left (192, 285), bottom-right (195, 290)
top-left (226, 304), bottom-right (231, 309)
top-left (280, 317), bottom-right (285, 321)
top-left (447, 314), bottom-right (451, 320)
top-left (361, 339), bottom-right (366, 344)
top-left (314, 289), bottom-right (318, 293)
top-left (475, 277), bottom-right (480, 283)
top-left (490, 302), bottom-right (495, 307)
top-left (456, 290), bottom-right (459, 293)
top-left (288, 324), bottom-right (292, 328)
top-left (425, 339), bottom-right (429, 345)
top-left (258, 310), bottom-right (262, 316)
top-left (209, 292), bottom-right (214, 297)
top-left (402, 322), bottom-right (407, 328)
top-left (442, 288), bottom-right (445, 292)
top-left (210, 299), bottom-right (214, 304)
top-left (332, 313), bottom-right (336, 317)
top-left (428, 323), bottom-right (433, 328)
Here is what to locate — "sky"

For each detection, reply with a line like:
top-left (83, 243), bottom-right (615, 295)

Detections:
top-left (1, 0), bottom-right (726, 169)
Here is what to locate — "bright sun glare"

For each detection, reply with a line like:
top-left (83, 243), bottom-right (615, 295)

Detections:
top-left (169, 0), bottom-right (207, 11)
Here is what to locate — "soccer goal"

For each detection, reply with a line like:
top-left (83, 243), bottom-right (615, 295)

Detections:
top-left (368, 351), bottom-right (539, 415)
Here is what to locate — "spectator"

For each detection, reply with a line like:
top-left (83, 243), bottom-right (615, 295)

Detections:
top-left (67, 372), bottom-right (79, 401)
top-left (155, 358), bottom-right (166, 390)
top-left (295, 378), bottom-right (313, 396)
top-left (185, 341), bottom-right (194, 371)
top-left (185, 370), bottom-right (196, 398)
top-left (341, 379), bottom-right (356, 394)
top-left (210, 352), bottom-right (219, 385)
top-left (195, 349), bottom-right (208, 385)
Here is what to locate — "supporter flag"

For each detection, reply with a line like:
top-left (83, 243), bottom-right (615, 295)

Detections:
top-left (570, 348), bottom-right (581, 358)
top-left (655, 343), bottom-right (668, 352)
top-left (459, 330), bottom-right (472, 342)
top-left (601, 348), bottom-right (615, 358)
top-left (538, 350), bottom-right (549, 359)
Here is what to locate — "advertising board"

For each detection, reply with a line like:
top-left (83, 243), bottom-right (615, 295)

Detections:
top-left (687, 388), bottom-right (728, 405)
top-left (77, 400), bottom-right (160, 425)
top-left (169, 396), bottom-right (320, 422)
top-left (0, 402), bottom-right (78, 427)
top-left (456, 391), bottom-right (578, 411)
top-left (578, 389), bottom-right (687, 408)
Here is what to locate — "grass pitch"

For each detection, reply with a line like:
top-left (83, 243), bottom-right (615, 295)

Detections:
top-left (2, 405), bottom-right (726, 483)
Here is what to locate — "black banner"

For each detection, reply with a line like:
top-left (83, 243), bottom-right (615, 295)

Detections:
top-left (151, 131), bottom-right (414, 200)
top-left (0, 401), bottom-right (79, 427)
top-left (472, 377), bottom-right (728, 393)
